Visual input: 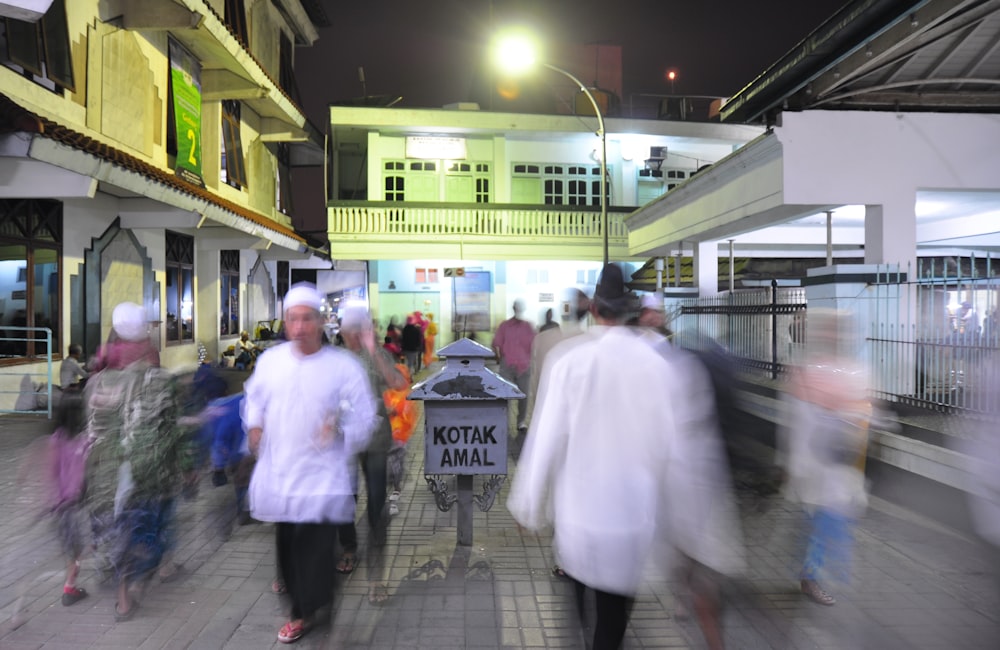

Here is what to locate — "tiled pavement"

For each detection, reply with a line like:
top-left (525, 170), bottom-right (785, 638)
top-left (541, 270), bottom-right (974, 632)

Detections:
top-left (1, 392), bottom-right (999, 648)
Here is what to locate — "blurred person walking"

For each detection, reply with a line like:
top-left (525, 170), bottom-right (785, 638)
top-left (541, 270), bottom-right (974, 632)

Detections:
top-left (778, 309), bottom-right (871, 606)
top-left (244, 284), bottom-right (378, 644)
top-left (653, 337), bottom-right (745, 650)
top-left (45, 391), bottom-right (91, 606)
top-left (492, 299), bottom-right (535, 433)
top-left (384, 362), bottom-right (417, 516)
top-left (508, 264), bottom-right (678, 649)
top-left (400, 315), bottom-right (424, 376)
top-left (336, 304), bottom-right (406, 604)
top-left (422, 312), bottom-right (439, 368)
top-left (539, 307), bottom-right (560, 332)
top-left (525, 289), bottom-right (590, 577)
top-left (83, 301), bottom-right (185, 621)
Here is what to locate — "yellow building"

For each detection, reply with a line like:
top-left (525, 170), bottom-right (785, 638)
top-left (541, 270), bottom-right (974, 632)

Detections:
top-left (0, 0), bottom-right (327, 406)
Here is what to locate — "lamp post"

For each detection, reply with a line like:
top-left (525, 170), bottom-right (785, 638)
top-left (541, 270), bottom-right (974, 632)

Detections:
top-left (495, 35), bottom-right (609, 266)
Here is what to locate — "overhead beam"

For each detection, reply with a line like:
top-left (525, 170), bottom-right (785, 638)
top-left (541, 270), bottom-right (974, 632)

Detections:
top-left (121, 0), bottom-right (201, 30)
top-left (0, 157), bottom-right (97, 198)
top-left (202, 69), bottom-right (266, 101)
top-left (258, 117), bottom-right (309, 142)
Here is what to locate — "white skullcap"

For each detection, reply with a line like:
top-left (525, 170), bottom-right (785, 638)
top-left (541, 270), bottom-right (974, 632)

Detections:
top-left (284, 283), bottom-right (322, 313)
top-left (641, 293), bottom-right (663, 311)
top-left (339, 302), bottom-right (371, 332)
top-left (112, 302), bottom-right (148, 342)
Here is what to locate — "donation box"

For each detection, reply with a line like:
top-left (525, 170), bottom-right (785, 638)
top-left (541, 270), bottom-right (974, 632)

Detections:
top-left (408, 337), bottom-right (524, 544)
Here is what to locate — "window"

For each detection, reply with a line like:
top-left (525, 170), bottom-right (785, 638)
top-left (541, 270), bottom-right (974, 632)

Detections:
top-left (415, 268), bottom-right (439, 284)
top-left (275, 142), bottom-right (292, 214)
top-left (278, 31), bottom-right (300, 105)
top-left (513, 162), bottom-right (609, 206)
top-left (224, 0), bottom-right (249, 48)
top-left (384, 161), bottom-right (404, 201)
top-left (220, 250), bottom-right (239, 337)
top-left (221, 100), bottom-right (247, 189)
top-left (277, 260), bottom-right (289, 300)
top-left (165, 231), bottom-right (194, 344)
top-left (445, 162), bottom-right (491, 203)
top-left (1, 0), bottom-right (74, 92)
top-left (0, 199), bottom-right (61, 361)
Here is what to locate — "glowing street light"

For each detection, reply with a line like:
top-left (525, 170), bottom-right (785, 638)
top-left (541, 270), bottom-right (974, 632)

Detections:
top-left (666, 69), bottom-right (677, 94)
top-left (495, 31), bottom-right (609, 266)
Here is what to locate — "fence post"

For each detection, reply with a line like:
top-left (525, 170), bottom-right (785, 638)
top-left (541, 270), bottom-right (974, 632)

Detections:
top-left (771, 278), bottom-right (779, 379)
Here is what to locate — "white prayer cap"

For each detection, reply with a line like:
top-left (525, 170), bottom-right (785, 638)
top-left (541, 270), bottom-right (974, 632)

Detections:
top-left (284, 283), bottom-right (322, 313)
top-left (641, 293), bottom-right (663, 311)
top-left (112, 302), bottom-right (148, 342)
top-left (339, 302), bottom-right (372, 332)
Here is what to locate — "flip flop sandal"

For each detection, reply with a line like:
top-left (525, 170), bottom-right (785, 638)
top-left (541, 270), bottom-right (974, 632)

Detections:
top-left (336, 555), bottom-right (356, 574)
top-left (61, 586), bottom-right (88, 606)
top-left (271, 579), bottom-right (287, 594)
top-left (277, 620), bottom-right (307, 643)
top-left (368, 583), bottom-right (390, 605)
top-left (159, 564), bottom-right (185, 584)
top-left (114, 599), bottom-right (139, 622)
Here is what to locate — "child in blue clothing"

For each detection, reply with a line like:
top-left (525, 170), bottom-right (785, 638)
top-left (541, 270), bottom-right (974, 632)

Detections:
top-left (205, 393), bottom-right (253, 524)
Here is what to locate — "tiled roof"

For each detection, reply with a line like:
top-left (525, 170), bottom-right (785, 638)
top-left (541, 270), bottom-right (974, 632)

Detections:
top-left (0, 93), bottom-right (304, 244)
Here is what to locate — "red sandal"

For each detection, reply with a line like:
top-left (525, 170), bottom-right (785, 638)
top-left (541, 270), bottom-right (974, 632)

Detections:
top-left (277, 620), bottom-right (307, 643)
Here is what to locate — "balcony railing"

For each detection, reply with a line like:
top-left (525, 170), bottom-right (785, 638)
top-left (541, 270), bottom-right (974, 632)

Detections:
top-left (328, 202), bottom-right (630, 241)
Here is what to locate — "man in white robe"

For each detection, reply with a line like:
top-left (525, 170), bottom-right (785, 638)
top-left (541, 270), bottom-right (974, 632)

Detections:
top-left (508, 263), bottom-right (680, 649)
top-left (245, 283), bottom-right (377, 644)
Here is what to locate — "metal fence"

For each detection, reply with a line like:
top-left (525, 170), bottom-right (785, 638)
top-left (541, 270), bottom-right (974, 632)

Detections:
top-left (667, 259), bottom-right (1000, 416)
top-left (868, 260), bottom-right (1000, 414)
top-left (668, 283), bottom-right (807, 380)
top-left (0, 326), bottom-right (54, 418)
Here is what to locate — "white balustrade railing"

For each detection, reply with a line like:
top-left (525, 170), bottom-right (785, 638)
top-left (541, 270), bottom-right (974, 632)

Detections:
top-left (329, 204), bottom-right (630, 242)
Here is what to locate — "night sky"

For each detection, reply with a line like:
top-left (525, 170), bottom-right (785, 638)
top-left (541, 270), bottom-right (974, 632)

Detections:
top-left (292, 0), bottom-right (847, 235)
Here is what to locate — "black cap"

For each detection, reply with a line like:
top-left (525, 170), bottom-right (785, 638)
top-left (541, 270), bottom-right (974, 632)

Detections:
top-left (593, 263), bottom-right (635, 318)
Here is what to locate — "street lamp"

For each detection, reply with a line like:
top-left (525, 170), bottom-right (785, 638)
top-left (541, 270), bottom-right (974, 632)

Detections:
top-left (495, 33), bottom-right (609, 266)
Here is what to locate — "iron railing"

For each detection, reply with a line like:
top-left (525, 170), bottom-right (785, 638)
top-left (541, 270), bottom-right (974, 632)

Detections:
top-left (667, 259), bottom-right (1000, 416)
top-left (669, 283), bottom-right (807, 380)
top-left (868, 260), bottom-right (1000, 414)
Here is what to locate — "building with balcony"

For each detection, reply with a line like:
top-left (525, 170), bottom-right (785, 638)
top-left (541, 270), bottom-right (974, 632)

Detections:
top-left (326, 103), bottom-right (762, 339)
top-left (0, 0), bottom-right (328, 404)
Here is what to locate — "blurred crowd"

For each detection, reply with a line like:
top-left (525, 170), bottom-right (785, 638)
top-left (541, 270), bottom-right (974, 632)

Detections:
top-left (22, 267), bottom-right (1000, 649)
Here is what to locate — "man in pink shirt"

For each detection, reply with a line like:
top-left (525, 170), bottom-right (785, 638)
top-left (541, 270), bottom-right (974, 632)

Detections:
top-left (492, 299), bottom-right (535, 432)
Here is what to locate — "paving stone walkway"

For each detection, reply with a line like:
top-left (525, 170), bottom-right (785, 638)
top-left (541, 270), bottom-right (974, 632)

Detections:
top-left (0, 400), bottom-right (998, 648)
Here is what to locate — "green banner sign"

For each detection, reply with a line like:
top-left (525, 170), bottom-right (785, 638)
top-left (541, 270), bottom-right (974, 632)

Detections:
top-left (168, 37), bottom-right (204, 186)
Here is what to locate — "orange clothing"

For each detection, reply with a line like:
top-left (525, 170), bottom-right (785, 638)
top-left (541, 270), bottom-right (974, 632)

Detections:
top-left (383, 363), bottom-right (418, 444)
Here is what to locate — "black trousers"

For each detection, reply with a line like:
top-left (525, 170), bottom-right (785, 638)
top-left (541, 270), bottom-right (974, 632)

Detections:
top-left (276, 522), bottom-right (338, 620)
top-left (572, 577), bottom-right (634, 650)
top-left (337, 449), bottom-right (388, 553)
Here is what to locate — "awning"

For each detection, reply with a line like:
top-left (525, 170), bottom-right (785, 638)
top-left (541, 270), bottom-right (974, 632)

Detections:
top-left (0, 93), bottom-right (308, 252)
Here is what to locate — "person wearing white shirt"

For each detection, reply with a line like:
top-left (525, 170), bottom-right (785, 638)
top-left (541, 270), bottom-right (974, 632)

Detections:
top-left (244, 284), bottom-right (377, 644)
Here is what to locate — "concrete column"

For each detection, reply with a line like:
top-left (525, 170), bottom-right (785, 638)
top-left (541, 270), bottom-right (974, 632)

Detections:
top-left (695, 241), bottom-right (718, 296)
top-left (864, 199), bottom-right (917, 270)
top-left (195, 246), bottom-right (221, 362)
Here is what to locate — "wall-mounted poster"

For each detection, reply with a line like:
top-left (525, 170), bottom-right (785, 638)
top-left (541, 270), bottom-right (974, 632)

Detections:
top-left (452, 271), bottom-right (491, 333)
top-left (168, 37), bottom-right (204, 186)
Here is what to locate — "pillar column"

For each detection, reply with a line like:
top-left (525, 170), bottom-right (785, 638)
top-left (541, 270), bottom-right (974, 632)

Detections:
top-left (695, 241), bottom-right (718, 296)
top-left (864, 199), bottom-right (917, 271)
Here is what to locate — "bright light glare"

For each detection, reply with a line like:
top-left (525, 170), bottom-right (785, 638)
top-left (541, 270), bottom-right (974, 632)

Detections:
top-left (495, 32), bottom-right (538, 75)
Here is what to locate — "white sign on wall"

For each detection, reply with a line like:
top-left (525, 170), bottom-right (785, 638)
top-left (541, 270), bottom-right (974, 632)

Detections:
top-left (406, 136), bottom-right (467, 160)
